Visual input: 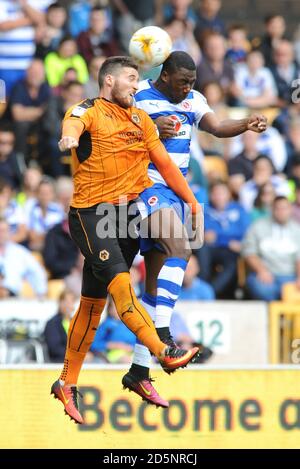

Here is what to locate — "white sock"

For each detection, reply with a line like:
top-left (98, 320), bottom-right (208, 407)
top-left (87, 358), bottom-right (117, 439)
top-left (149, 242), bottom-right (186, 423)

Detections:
top-left (156, 257), bottom-right (187, 328)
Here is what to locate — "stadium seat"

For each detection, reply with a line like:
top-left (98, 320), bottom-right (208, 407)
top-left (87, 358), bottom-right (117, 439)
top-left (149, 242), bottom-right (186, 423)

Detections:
top-left (20, 280), bottom-right (35, 299)
top-left (47, 279), bottom-right (65, 300)
top-left (281, 282), bottom-right (300, 302)
top-left (202, 155), bottom-right (228, 181)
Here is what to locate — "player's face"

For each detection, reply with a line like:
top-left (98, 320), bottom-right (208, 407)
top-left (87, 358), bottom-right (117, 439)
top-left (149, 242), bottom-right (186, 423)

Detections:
top-left (165, 68), bottom-right (196, 103)
top-left (111, 67), bottom-right (139, 108)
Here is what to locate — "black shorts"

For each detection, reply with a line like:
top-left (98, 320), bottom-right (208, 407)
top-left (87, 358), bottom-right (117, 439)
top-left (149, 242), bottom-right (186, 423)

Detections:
top-left (68, 202), bottom-right (140, 299)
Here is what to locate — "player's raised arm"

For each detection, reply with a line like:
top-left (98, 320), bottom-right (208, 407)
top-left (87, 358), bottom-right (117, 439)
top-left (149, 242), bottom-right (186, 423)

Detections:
top-left (58, 119), bottom-right (84, 151)
top-left (199, 111), bottom-right (267, 137)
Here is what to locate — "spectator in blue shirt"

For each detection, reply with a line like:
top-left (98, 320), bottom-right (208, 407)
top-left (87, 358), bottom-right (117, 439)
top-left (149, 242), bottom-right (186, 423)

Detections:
top-left (6, 59), bottom-right (51, 163)
top-left (196, 180), bottom-right (250, 297)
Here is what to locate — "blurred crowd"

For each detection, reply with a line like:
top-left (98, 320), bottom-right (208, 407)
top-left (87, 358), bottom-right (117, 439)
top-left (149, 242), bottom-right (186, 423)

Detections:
top-left (1, 0), bottom-right (300, 363)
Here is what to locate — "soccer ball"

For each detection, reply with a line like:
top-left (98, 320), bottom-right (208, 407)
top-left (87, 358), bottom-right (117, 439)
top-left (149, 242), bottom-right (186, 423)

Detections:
top-left (129, 26), bottom-right (172, 69)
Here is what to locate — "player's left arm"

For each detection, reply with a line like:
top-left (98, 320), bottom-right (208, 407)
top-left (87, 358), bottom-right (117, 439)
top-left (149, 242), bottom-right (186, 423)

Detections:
top-left (199, 111), bottom-right (267, 138)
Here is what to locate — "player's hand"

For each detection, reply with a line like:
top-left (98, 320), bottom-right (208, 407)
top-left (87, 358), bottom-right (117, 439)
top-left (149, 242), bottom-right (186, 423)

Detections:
top-left (58, 136), bottom-right (79, 152)
top-left (154, 116), bottom-right (178, 138)
top-left (246, 114), bottom-right (267, 133)
top-left (191, 203), bottom-right (204, 241)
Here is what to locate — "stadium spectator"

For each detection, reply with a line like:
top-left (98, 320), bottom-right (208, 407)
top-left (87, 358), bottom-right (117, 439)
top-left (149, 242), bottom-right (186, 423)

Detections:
top-left (225, 24), bottom-right (249, 67)
top-left (7, 59), bottom-right (51, 163)
top-left (291, 182), bottom-right (300, 224)
top-left (194, 31), bottom-right (235, 102)
top-left (44, 289), bottom-right (76, 363)
top-left (68, 0), bottom-right (113, 40)
top-left (35, 2), bottom-right (67, 60)
top-left (233, 50), bottom-right (277, 108)
top-left (43, 176), bottom-right (78, 279)
top-left (239, 155), bottom-right (290, 211)
top-left (112, 0), bottom-right (158, 53)
top-left (254, 14), bottom-right (287, 68)
top-left (197, 180), bottom-right (250, 298)
top-left (270, 39), bottom-right (300, 108)
top-left (179, 255), bottom-right (215, 300)
top-left (84, 55), bottom-right (107, 99)
top-left (16, 166), bottom-right (42, 218)
top-left (42, 80), bottom-right (84, 176)
top-left (77, 6), bottom-right (119, 64)
top-left (51, 67), bottom-right (79, 97)
top-left (228, 131), bottom-right (261, 197)
top-left (197, 81), bottom-right (230, 158)
top-left (164, 17), bottom-right (201, 65)
top-left (194, 0), bottom-right (225, 45)
top-left (242, 196), bottom-right (300, 301)
top-left (0, 217), bottom-right (47, 299)
top-left (0, 0), bottom-right (47, 95)
top-left (250, 182), bottom-right (276, 223)
top-left (0, 122), bottom-right (23, 190)
top-left (162, 0), bottom-right (197, 27)
top-left (44, 35), bottom-right (89, 87)
top-left (27, 177), bottom-right (64, 251)
top-left (0, 178), bottom-right (27, 244)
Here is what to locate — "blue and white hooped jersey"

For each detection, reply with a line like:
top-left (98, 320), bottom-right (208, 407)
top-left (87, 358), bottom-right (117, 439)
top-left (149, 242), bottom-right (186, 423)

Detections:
top-left (134, 79), bottom-right (213, 185)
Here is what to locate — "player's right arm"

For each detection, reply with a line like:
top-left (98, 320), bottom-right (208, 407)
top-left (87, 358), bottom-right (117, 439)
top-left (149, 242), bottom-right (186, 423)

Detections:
top-left (58, 101), bottom-right (93, 151)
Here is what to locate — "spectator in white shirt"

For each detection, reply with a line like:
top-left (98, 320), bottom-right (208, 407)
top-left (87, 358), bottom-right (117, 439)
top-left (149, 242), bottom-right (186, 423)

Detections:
top-left (234, 50), bottom-right (277, 108)
top-left (0, 217), bottom-right (47, 298)
top-left (27, 177), bottom-right (64, 251)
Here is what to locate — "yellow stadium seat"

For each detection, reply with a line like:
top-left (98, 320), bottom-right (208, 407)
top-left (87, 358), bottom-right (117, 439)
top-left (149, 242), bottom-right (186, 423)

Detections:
top-left (20, 281), bottom-right (35, 299)
top-left (47, 279), bottom-right (65, 300)
top-left (281, 282), bottom-right (300, 302)
top-left (202, 155), bottom-right (228, 181)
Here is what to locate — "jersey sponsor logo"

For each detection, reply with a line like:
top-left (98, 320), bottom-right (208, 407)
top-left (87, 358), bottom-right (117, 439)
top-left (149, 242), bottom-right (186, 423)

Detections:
top-left (99, 249), bottom-right (110, 261)
top-left (148, 196), bottom-right (158, 206)
top-left (169, 114), bottom-right (188, 131)
top-left (131, 113), bottom-right (141, 124)
top-left (71, 106), bottom-right (87, 117)
top-left (181, 101), bottom-right (192, 111)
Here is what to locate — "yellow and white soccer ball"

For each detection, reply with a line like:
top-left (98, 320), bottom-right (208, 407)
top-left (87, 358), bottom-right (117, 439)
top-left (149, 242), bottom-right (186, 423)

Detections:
top-left (129, 26), bottom-right (172, 69)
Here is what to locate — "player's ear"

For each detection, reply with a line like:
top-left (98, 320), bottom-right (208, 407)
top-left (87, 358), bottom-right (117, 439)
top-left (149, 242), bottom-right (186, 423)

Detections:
top-left (105, 74), bottom-right (114, 87)
top-left (160, 70), bottom-right (168, 83)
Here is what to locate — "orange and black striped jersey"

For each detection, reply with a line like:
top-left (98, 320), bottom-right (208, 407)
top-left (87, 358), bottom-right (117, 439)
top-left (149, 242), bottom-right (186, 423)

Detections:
top-left (64, 97), bottom-right (161, 208)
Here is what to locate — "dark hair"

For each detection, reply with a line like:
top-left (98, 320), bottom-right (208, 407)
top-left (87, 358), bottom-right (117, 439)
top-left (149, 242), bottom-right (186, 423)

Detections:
top-left (273, 195), bottom-right (289, 204)
top-left (254, 182), bottom-right (274, 208)
top-left (47, 2), bottom-right (65, 11)
top-left (161, 51), bottom-right (196, 74)
top-left (62, 80), bottom-right (83, 91)
top-left (0, 120), bottom-right (14, 134)
top-left (253, 154), bottom-right (275, 173)
top-left (264, 14), bottom-right (284, 24)
top-left (98, 56), bottom-right (138, 87)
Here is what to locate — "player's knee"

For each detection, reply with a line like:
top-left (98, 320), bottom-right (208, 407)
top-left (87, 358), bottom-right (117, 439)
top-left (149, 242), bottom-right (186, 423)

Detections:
top-left (162, 238), bottom-right (191, 261)
top-left (91, 262), bottom-right (129, 289)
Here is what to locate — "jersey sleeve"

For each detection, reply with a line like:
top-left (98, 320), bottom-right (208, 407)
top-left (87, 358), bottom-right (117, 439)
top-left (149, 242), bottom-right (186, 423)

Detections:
top-left (192, 91), bottom-right (214, 127)
top-left (141, 110), bottom-right (161, 152)
top-left (64, 100), bottom-right (95, 131)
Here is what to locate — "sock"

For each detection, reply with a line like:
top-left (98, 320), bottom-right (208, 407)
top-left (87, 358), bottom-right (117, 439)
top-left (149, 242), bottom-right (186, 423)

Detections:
top-left (131, 293), bottom-right (156, 372)
top-left (59, 296), bottom-right (106, 385)
top-left (156, 257), bottom-right (187, 328)
top-left (108, 272), bottom-right (165, 358)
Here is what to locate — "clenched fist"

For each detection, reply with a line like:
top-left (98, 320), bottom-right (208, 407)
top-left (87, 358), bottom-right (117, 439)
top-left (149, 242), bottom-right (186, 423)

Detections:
top-left (247, 114), bottom-right (267, 133)
top-left (58, 136), bottom-right (79, 152)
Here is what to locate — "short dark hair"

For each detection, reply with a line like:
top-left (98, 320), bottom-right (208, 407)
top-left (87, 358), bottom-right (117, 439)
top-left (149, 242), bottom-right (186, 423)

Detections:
top-left (161, 51), bottom-right (196, 75)
top-left (0, 120), bottom-right (14, 134)
top-left (98, 56), bottom-right (138, 87)
top-left (273, 195), bottom-right (289, 204)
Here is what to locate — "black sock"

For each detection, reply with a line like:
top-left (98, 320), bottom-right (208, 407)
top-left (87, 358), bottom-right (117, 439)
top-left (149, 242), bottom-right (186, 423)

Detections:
top-left (156, 327), bottom-right (170, 341)
top-left (129, 363), bottom-right (149, 380)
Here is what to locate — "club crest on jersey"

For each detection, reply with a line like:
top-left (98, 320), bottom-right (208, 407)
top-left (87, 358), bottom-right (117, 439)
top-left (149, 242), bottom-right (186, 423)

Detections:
top-left (99, 250), bottom-right (109, 261)
top-left (181, 101), bottom-right (192, 111)
top-left (148, 196), bottom-right (158, 206)
top-left (71, 106), bottom-right (87, 117)
top-left (131, 113), bottom-right (140, 124)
